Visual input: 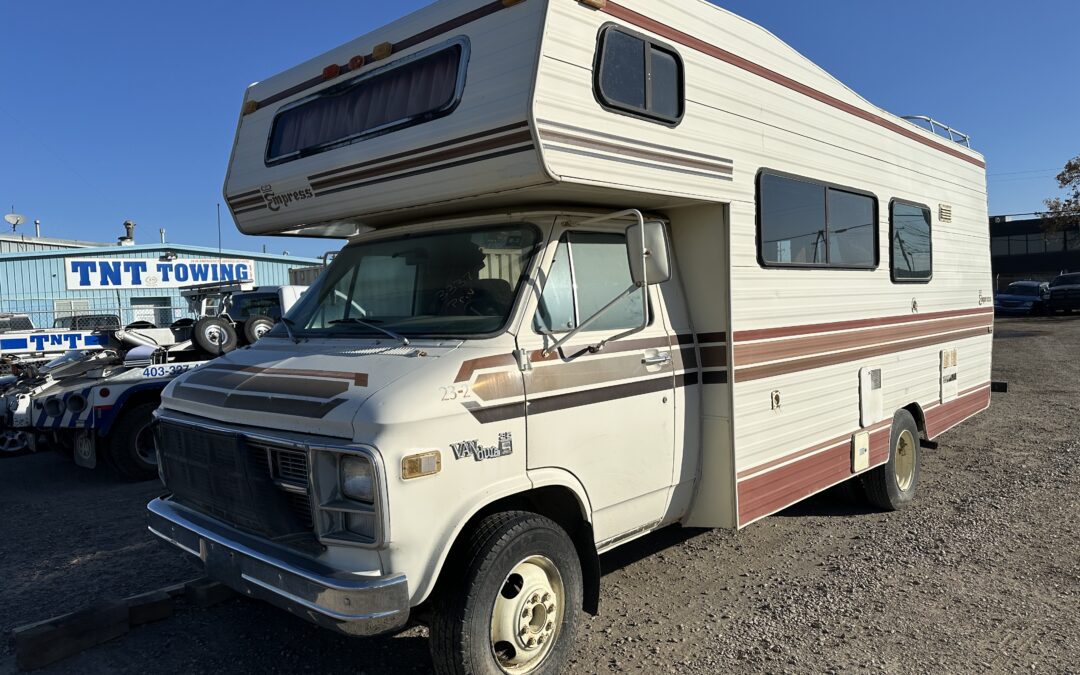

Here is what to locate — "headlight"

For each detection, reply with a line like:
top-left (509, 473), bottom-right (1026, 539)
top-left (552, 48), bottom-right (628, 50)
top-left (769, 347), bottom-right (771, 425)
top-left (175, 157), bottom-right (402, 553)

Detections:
top-left (44, 398), bottom-right (66, 418)
top-left (341, 455), bottom-right (375, 503)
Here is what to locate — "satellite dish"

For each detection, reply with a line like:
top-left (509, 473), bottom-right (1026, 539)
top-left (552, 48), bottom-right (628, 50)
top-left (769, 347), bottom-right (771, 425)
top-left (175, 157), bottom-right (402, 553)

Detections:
top-left (4, 214), bottom-right (26, 232)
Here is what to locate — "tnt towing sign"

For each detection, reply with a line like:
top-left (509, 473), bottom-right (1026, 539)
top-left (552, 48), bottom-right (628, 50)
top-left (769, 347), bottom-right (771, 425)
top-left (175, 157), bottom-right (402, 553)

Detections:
top-left (64, 258), bottom-right (256, 290)
top-left (0, 332), bottom-right (105, 355)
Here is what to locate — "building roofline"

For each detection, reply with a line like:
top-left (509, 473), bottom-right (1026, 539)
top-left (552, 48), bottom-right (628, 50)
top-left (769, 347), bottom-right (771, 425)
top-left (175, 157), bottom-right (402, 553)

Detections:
top-left (0, 242), bottom-right (321, 264)
top-left (0, 234), bottom-right (110, 248)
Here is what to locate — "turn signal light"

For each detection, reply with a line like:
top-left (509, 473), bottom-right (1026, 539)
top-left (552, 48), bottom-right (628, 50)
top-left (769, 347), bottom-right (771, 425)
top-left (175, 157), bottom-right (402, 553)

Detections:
top-left (402, 451), bottom-right (441, 480)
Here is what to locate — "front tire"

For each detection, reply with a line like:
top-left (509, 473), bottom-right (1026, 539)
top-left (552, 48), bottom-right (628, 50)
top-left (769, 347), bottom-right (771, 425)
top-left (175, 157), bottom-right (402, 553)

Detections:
top-left (105, 401), bottom-right (159, 481)
top-left (862, 409), bottom-right (921, 510)
top-left (430, 511), bottom-right (583, 675)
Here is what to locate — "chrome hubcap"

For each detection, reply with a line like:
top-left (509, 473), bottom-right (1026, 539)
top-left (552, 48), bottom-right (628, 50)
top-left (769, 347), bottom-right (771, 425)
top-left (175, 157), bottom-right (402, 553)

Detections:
top-left (490, 556), bottom-right (564, 673)
top-left (894, 429), bottom-right (916, 491)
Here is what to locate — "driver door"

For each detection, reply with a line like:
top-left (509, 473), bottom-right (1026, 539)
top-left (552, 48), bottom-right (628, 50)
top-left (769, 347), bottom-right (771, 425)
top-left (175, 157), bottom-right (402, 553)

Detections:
top-left (518, 226), bottom-right (676, 546)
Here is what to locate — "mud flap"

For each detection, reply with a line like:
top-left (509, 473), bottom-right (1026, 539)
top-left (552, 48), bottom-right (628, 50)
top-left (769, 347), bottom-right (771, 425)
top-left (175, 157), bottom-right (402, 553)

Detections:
top-left (73, 430), bottom-right (97, 469)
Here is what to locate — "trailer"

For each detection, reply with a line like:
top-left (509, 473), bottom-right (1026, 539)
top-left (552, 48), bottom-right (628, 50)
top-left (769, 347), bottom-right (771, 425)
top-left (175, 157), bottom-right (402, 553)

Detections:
top-left (148, 1), bottom-right (993, 672)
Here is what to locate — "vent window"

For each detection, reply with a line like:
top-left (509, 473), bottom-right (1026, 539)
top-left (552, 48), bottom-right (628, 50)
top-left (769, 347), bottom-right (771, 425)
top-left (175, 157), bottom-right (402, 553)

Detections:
top-left (595, 26), bottom-right (684, 125)
top-left (266, 40), bottom-right (468, 165)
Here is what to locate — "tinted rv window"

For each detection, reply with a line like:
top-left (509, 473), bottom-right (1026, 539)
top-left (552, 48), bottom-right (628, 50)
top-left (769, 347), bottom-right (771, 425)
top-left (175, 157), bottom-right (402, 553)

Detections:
top-left (596, 27), bottom-right (683, 124)
top-left (891, 202), bottom-right (932, 282)
top-left (266, 41), bottom-right (467, 165)
top-left (758, 173), bottom-right (878, 269)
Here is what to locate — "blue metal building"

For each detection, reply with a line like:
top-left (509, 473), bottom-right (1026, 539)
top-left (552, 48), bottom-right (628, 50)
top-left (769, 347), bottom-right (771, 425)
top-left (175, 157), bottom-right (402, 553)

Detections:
top-left (0, 239), bottom-right (320, 329)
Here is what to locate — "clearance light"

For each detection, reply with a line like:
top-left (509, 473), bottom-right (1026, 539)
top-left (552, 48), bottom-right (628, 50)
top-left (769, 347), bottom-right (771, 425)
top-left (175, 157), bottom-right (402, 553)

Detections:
top-left (578, 0), bottom-right (607, 8)
top-left (402, 451), bottom-right (441, 480)
top-left (372, 42), bottom-right (394, 61)
top-left (349, 55), bottom-right (366, 70)
top-left (242, 100), bottom-right (259, 116)
top-left (322, 64), bottom-right (341, 80)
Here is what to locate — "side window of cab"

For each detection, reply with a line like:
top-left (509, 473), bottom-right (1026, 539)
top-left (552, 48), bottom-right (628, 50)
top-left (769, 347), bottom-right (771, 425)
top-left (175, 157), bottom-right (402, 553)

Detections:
top-left (533, 232), bottom-right (647, 334)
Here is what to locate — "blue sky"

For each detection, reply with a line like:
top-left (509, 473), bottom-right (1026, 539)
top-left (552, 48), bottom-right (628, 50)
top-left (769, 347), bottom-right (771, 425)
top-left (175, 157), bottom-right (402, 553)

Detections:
top-left (2, 1), bottom-right (1076, 257)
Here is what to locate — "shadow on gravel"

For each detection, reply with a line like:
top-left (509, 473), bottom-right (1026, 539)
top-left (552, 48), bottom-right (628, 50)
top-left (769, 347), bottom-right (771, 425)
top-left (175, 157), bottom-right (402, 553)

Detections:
top-left (598, 525), bottom-right (710, 575)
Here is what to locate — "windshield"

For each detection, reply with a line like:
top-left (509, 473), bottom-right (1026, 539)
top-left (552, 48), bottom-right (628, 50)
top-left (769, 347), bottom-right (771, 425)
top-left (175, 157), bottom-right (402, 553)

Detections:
top-left (1051, 274), bottom-right (1080, 287)
top-left (276, 223), bottom-right (540, 339)
top-left (1005, 284), bottom-right (1040, 297)
top-left (230, 293), bottom-right (282, 321)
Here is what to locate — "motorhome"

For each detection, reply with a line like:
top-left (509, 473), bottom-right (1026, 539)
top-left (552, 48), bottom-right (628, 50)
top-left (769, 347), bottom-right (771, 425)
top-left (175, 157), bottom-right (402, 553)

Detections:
top-left (147, 1), bottom-right (993, 672)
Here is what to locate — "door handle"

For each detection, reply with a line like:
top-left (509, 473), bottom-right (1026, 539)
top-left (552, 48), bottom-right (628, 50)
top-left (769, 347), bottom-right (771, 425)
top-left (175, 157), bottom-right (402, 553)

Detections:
top-left (641, 351), bottom-right (672, 367)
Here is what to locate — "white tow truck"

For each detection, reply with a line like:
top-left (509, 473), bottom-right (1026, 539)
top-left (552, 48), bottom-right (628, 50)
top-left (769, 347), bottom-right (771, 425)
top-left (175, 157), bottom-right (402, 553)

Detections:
top-left (147, 1), bottom-right (993, 672)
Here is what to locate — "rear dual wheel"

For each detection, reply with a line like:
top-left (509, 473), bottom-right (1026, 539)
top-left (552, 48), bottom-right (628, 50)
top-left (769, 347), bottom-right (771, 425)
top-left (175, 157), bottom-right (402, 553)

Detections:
top-left (430, 512), bottom-right (582, 675)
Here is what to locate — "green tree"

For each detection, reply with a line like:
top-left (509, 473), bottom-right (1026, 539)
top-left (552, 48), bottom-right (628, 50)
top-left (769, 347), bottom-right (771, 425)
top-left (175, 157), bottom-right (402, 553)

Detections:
top-left (1042, 155), bottom-right (1080, 231)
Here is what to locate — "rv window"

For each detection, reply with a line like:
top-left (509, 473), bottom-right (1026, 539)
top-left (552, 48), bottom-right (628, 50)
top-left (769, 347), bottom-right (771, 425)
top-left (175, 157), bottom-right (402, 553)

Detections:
top-left (890, 202), bottom-right (932, 282)
top-left (757, 173), bottom-right (877, 269)
top-left (596, 27), bottom-right (683, 125)
top-left (266, 40), bottom-right (467, 165)
top-left (534, 232), bottom-right (647, 334)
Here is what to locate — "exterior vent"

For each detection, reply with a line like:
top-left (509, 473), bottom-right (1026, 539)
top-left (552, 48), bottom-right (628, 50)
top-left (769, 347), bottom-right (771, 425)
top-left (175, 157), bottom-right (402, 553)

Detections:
top-left (870, 369), bottom-right (882, 390)
top-left (939, 204), bottom-right (953, 223)
top-left (859, 366), bottom-right (884, 426)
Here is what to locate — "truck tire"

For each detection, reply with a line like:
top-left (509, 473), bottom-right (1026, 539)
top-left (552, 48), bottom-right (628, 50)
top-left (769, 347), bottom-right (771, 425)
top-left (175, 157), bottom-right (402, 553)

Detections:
top-left (429, 511), bottom-right (583, 675)
top-left (862, 409), bottom-right (921, 510)
top-left (241, 315), bottom-right (275, 345)
top-left (192, 317), bottom-right (237, 356)
top-left (105, 401), bottom-right (159, 481)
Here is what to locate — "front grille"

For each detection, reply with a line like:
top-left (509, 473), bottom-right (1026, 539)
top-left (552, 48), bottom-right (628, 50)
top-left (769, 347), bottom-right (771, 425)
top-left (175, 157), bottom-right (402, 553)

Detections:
top-left (156, 421), bottom-right (315, 540)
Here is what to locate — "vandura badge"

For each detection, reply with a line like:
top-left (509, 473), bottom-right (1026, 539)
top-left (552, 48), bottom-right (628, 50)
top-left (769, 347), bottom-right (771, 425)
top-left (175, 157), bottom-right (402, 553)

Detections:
top-left (450, 432), bottom-right (513, 462)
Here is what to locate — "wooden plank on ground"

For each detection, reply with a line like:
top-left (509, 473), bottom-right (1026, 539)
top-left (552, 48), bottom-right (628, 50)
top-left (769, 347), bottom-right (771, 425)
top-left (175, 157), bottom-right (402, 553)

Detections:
top-left (13, 600), bottom-right (130, 671)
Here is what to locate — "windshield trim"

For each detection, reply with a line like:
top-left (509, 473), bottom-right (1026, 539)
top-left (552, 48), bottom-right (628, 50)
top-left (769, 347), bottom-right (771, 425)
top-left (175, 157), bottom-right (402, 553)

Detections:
top-left (272, 221), bottom-right (544, 341)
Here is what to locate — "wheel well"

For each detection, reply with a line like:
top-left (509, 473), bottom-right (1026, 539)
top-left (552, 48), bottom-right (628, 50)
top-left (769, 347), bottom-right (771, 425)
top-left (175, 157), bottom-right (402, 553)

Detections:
top-left (903, 402), bottom-right (927, 438)
top-left (99, 388), bottom-right (161, 438)
top-left (428, 486), bottom-right (601, 618)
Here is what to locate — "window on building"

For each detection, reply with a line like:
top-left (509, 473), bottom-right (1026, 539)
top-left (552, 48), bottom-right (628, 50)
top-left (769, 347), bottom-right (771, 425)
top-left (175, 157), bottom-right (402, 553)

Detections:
top-left (891, 201), bottom-right (932, 281)
top-left (1067, 229), bottom-right (1080, 251)
top-left (596, 27), bottom-right (684, 125)
top-left (757, 172), bottom-right (877, 268)
top-left (1008, 235), bottom-right (1028, 255)
top-left (266, 40), bottom-right (468, 165)
top-left (1026, 233), bottom-right (1047, 254)
top-left (990, 236), bottom-right (1008, 256)
top-left (53, 299), bottom-right (90, 323)
top-left (131, 297), bottom-right (174, 327)
top-left (1045, 231), bottom-right (1066, 252)
top-left (534, 232), bottom-right (648, 334)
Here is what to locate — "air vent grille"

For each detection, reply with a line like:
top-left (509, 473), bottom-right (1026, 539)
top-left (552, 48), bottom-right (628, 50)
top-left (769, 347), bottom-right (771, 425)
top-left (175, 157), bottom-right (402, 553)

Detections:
top-left (939, 204), bottom-right (953, 223)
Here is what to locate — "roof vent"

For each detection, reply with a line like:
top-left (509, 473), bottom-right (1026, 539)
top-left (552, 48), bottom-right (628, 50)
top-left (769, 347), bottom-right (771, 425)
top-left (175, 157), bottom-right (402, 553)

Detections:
top-left (118, 220), bottom-right (136, 246)
top-left (939, 204), bottom-right (953, 223)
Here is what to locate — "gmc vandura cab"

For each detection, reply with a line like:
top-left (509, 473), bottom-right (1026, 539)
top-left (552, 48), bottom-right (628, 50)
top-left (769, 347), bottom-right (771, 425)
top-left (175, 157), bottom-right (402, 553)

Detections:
top-left (148, 1), bottom-right (994, 672)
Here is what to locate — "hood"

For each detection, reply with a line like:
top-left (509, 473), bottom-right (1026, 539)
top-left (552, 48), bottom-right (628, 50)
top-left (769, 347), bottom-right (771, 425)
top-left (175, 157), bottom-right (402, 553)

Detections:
top-left (162, 338), bottom-right (458, 439)
top-left (995, 293), bottom-right (1036, 303)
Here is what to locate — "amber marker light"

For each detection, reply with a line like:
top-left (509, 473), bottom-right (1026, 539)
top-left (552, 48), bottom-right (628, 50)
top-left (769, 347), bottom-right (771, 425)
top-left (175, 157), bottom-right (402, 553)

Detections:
top-left (402, 451), bottom-right (441, 480)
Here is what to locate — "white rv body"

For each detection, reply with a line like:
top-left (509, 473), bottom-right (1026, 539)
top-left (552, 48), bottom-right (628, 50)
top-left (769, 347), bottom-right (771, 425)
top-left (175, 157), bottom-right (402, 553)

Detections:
top-left (151, 0), bottom-right (992, 668)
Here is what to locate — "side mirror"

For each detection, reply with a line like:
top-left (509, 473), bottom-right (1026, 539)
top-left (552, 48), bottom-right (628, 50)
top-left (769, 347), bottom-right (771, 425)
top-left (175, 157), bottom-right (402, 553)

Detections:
top-left (626, 220), bottom-right (671, 286)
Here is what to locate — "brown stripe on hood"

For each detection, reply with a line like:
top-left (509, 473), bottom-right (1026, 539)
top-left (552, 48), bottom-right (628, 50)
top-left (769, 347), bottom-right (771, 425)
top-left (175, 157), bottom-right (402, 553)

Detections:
top-left (185, 370), bottom-right (349, 398)
top-left (202, 363), bottom-right (368, 387)
top-left (172, 385), bottom-right (347, 419)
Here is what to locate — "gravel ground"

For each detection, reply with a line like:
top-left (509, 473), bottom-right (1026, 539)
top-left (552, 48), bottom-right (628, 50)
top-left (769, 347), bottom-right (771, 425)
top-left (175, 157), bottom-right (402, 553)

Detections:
top-left (2, 315), bottom-right (1078, 674)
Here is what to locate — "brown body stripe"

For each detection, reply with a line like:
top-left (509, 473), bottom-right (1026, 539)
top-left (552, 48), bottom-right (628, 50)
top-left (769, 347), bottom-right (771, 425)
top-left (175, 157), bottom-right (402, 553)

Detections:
top-left (734, 326), bottom-right (991, 383)
top-left (733, 307), bottom-right (992, 343)
top-left (696, 332), bottom-right (727, 345)
top-left (733, 313), bottom-right (993, 366)
top-left (699, 346), bottom-right (727, 368)
top-left (538, 129), bottom-right (733, 175)
top-left (598, 2), bottom-right (985, 169)
top-left (202, 363), bottom-right (368, 387)
top-left (736, 384), bottom-right (990, 525)
top-left (248, 0), bottom-right (525, 113)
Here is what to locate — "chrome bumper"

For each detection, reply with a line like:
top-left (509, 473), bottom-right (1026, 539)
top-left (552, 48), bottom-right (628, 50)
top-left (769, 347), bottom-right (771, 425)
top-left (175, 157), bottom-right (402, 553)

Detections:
top-left (147, 497), bottom-right (409, 636)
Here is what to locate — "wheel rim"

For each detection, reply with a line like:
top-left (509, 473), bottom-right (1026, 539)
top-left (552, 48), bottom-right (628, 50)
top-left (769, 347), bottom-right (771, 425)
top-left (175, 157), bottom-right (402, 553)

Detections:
top-left (490, 555), bottom-right (565, 673)
top-left (135, 424), bottom-right (157, 466)
top-left (894, 429), bottom-right (916, 492)
top-left (204, 325), bottom-right (226, 346)
top-left (254, 323), bottom-right (271, 339)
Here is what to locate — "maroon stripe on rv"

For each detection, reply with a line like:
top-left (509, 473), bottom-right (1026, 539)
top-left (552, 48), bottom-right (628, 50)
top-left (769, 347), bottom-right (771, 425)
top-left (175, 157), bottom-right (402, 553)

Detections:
top-left (308, 121), bottom-right (531, 181)
top-left (735, 384), bottom-right (990, 526)
top-left (733, 326), bottom-right (991, 383)
top-left (598, 2), bottom-right (986, 169)
top-left (250, 0), bottom-right (526, 112)
top-left (310, 129), bottom-right (535, 190)
top-left (733, 307), bottom-right (993, 343)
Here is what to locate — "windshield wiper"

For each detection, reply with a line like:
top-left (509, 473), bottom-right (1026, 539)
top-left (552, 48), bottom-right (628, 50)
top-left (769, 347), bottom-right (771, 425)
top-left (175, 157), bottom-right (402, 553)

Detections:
top-left (328, 318), bottom-right (410, 346)
top-left (280, 317), bottom-right (300, 344)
